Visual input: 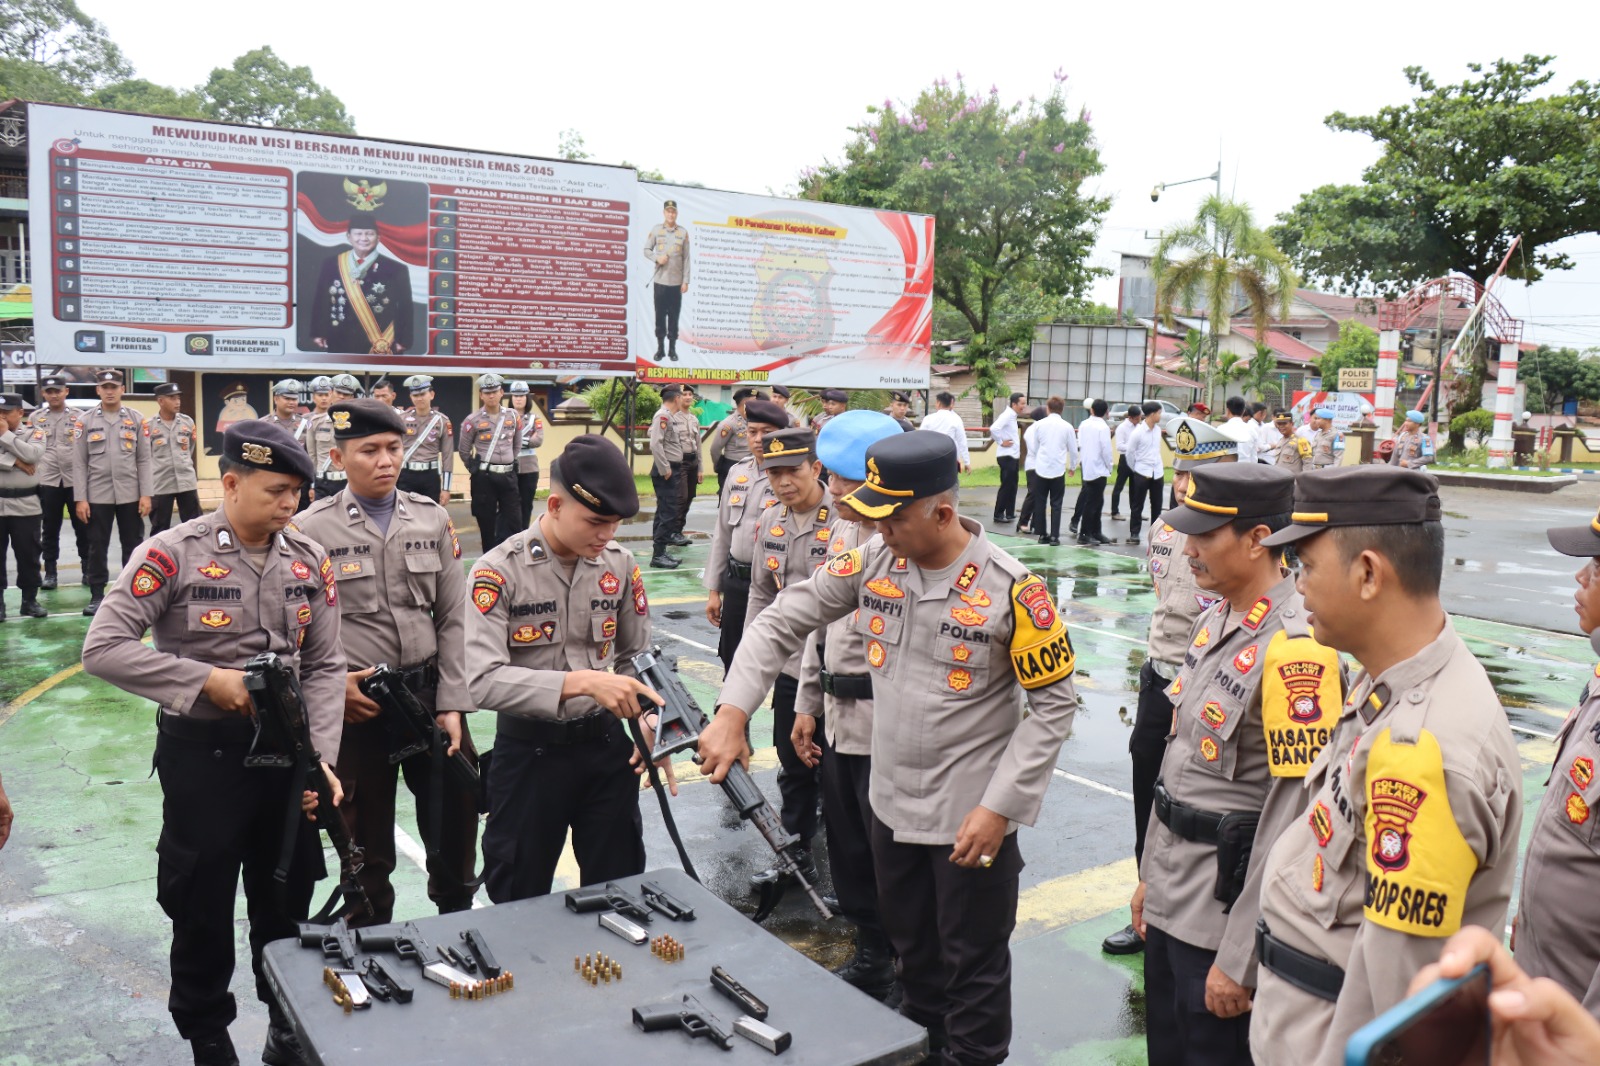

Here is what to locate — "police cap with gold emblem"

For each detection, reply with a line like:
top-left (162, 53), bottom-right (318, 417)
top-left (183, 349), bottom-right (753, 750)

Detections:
top-left (222, 419), bottom-right (315, 483)
top-left (841, 431), bottom-right (960, 519)
top-left (744, 400), bottom-right (788, 430)
top-left (1167, 414), bottom-right (1244, 471)
top-left (1163, 462), bottom-right (1296, 535)
top-left (1546, 500), bottom-right (1600, 556)
top-left (663, 199), bottom-right (678, 210)
top-left (1262, 466), bottom-right (1441, 547)
top-left (550, 435), bottom-right (640, 519)
top-left (328, 398), bottom-right (404, 440)
top-left (760, 427), bottom-right (817, 469)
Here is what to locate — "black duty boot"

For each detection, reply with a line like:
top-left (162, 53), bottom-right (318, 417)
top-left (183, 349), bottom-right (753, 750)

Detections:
top-left (0, 599), bottom-right (7, 621)
top-left (190, 1031), bottom-right (239, 1066)
top-left (667, 339), bottom-right (679, 361)
top-left (262, 1020), bottom-right (308, 1066)
top-left (20, 597), bottom-right (46, 618)
top-left (82, 585), bottom-right (104, 616)
top-left (750, 846), bottom-right (818, 888)
top-left (654, 338), bottom-right (665, 360)
top-left (649, 550), bottom-right (680, 569)
top-left (833, 926), bottom-right (900, 1001)
top-left (40, 565), bottom-right (57, 591)
top-left (669, 533), bottom-right (692, 547)
top-left (1101, 922), bottom-right (1145, 955)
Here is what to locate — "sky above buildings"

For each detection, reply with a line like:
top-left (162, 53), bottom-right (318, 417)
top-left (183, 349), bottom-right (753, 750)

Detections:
top-left (98, 0), bottom-right (1599, 346)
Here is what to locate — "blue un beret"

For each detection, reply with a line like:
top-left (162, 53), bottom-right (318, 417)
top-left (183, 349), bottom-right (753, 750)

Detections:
top-left (1405, 410), bottom-right (1427, 424)
top-left (817, 410), bottom-right (903, 481)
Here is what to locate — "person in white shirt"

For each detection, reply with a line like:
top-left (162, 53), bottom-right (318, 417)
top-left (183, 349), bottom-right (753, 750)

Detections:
top-left (1222, 395), bottom-right (1257, 464)
top-left (920, 392), bottom-right (971, 473)
top-left (1074, 399), bottom-right (1115, 545)
top-left (1016, 406), bottom-right (1047, 535)
top-left (1124, 401), bottom-right (1167, 543)
top-left (1023, 396), bottom-right (1078, 544)
top-left (1251, 402), bottom-right (1278, 463)
top-left (989, 392), bottom-right (1024, 523)
top-left (1110, 405), bottom-right (1140, 519)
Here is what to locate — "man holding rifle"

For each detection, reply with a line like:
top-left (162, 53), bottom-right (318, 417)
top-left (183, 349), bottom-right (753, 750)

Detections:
top-left (83, 420), bottom-right (346, 1066)
top-left (294, 399), bottom-right (476, 926)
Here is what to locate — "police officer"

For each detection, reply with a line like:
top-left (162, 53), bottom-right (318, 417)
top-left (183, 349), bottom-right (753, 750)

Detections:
top-left (1389, 410), bottom-right (1434, 469)
top-left (647, 384), bottom-right (687, 569)
top-left (148, 383), bottom-right (201, 535)
top-left (81, 420), bottom-right (346, 1066)
top-left (507, 380), bottom-right (545, 528)
top-left (883, 390), bottom-right (916, 432)
top-left (370, 379), bottom-right (396, 407)
top-left (307, 376), bottom-right (334, 419)
top-left (308, 376), bottom-right (355, 502)
top-left (1249, 467), bottom-right (1523, 1066)
top-left (72, 369), bottom-right (152, 616)
top-left (0, 393), bottom-right (46, 620)
top-left (1272, 411), bottom-right (1309, 475)
top-left (708, 386), bottom-right (757, 491)
top-left (643, 199), bottom-right (690, 361)
top-left (1104, 416), bottom-right (1241, 958)
top-left (813, 388), bottom-right (849, 433)
top-left (771, 384), bottom-right (806, 427)
top-left (31, 373), bottom-right (87, 589)
top-left (704, 399), bottom-right (787, 672)
top-left (465, 435), bottom-right (671, 900)
top-left (793, 411), bottom-right (906, 1001)
top-left (675, 385), bottom-right (703, 525)
top-left (294, 400), bottom-right (476, 925)
top-left (1518, 505), bottom-right (1600, 1012)
top-left (266, 379), bottom-right (312, 511)
top-left (1129, 461), bottom-right (1344, 1066)
top-left (701, 431), bottom-right (1082, 1065)
top-left (458, 373), bottom-right (521, 551)
top-left (743, 427), bottom-right (834, 888)
top-left (1309, 407), bottom-right (1338, 469)
top-left (396, 375), bottom-right (454, 505)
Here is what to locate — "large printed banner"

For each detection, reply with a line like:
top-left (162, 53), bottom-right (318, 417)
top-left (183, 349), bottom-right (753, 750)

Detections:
top-left (27, 104), bottom-right (934, 388)
top-left (632, 183), bottom-right (934, 388)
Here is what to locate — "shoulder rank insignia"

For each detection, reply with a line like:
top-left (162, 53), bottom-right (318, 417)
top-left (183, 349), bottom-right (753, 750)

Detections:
top-left (1241, 597), bottom-right (1272, 630)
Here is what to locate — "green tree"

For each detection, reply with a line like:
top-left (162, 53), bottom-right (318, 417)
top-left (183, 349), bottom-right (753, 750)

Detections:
top-left (802, 74), bottom-right (1109, 407)
top-left (90, 77), bottom-right (205, 119)
top-left (1152, 196), bottom-right (1298, 401)
top-left (1519, 346), bottom-right (1600, 414)
top-left (1272, 56), bottom-right (1600, 295)
top-left (1173, 328), bottom-right (1206, 389)
top-left (0, 0), bottom-right (129, 94)
top-left (1240, 342), bottom-right (1284, 405)
top-left (198, 46), bottom-right (354, 132)
top-left (1313, 320), bottom-right (1381, 384)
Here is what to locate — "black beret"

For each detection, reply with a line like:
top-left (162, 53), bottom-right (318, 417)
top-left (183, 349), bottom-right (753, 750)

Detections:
top-left (820, 389), bottom-right (849, 403)
top-left (772, 385), bottom-right (792, 398)
top-left (889, 391), bottom-right (910, 403)
top-left (550, 436), bottom-right (640, 519)
top-left (660, 384), bottom-right (683, 400)
top-left (842, 431), bottom-right (960, 519)
top-left (152, 382), bottom-right (182, 397)
top-left (732, 387), bottom-right (758, 404)
top-left (223, 419), bottom-right (315, 482)
top-left (329, 399), bottom-right (405, 440)
top-left (744, 400), bottom-right (788, 429)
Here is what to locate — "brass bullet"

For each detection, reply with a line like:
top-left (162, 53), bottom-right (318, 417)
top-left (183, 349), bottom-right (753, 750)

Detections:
top-left (574, 956), bottom-right (581, 971)
top-left (449, 981), bottom-right (459, 999)
top-left (585, 953), bottom-right (592, 967)
top-left (508, 972), bottom-right (515, 989)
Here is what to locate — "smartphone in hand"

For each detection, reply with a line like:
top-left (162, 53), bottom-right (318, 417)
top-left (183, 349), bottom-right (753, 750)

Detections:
top-left (1345, 964), bottom-right (1491, 1066)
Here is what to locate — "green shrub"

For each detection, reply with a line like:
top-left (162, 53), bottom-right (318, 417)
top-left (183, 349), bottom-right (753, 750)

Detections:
top-left (1448, 408), bottom-right (1494, 445)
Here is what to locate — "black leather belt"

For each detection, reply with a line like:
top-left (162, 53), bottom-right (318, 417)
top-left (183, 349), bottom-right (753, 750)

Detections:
top-left (1153, 779), bottom-right (1226, 845)
top-left (157, 712), bottom-right (256, 743)
top-left (726, 559), bottom-right (753, 583)
top-left (1256, 920), bottom-right (1345, 1002)
top-left (398, 660), bottom-right (438, 693)
top-left (496, 711), bottom-right (617, 745)
top-left (480, 462), bottom-right (515, 475)
top-left (0, 486), bottom-right (37, 499)
top-left (821, 670), bottom-right (872, 700)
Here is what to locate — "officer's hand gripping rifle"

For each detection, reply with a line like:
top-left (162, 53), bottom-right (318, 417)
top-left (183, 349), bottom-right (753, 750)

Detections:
top-left (358, 664), bottom-right (480, 801)
top-left (631, 648), bottom-right (832, 922)
top-left (243, 651), bottom-right (373, 923)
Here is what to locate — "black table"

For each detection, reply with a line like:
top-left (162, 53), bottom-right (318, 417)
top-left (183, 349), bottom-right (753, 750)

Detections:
top-left (264, 869), bottom-right (927, 1064)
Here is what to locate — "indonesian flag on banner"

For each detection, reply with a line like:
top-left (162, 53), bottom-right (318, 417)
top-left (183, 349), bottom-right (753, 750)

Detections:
top-left (295, 193), bottom-right (429, 267)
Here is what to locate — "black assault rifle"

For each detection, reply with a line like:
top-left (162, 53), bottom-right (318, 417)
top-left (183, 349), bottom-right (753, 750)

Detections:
top-left (359, 663), bottom-right (480, 802)
top-left (243, 652), bottom-right (373, 923)
top-left (632, 648), bottom-right (832, 922)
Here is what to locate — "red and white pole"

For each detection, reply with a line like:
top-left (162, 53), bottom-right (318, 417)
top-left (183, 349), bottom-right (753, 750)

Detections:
top-left (1486, 341), bottom-right (1519, 468)
top-left (1375, 330), bottom-right (1400, 442)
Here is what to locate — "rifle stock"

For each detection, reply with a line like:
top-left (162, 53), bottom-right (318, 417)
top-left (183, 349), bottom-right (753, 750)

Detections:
top-left (359, 663), bottom-right (481, 800)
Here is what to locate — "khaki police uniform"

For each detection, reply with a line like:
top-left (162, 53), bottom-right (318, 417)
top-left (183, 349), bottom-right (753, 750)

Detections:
top-left (30, 400), bottom-right (87, 582)
top-left (397, 406), bottom-right (455, 501)
top-left (1274, 429), bottom-right (1310, 474)
top-left (675, 406), bottom-right (702, 519)
top-left (648, 402), bottom-right (687, 561)
top-left (643, 218), bottom-right (690, 356)
top-left (0, 411), bottom-right (45, 604)
top-left (709, 411), bottom-right (751, 490)
top-left (458, 405), bottom-right (521, 551)
top-left (72, 403), bottom-right (153, 595)
top-left (266, 410), bottom-right (315, 513)
top-left (514, 407), bottom-right (545, 529)
top-left (294, 481), bottom-right (474, 925)
top-left (306, 410), bottom-right (337, 492)
top-left (81, 438), bottom-right (345, 1045)
top-left (705, 455), bottom-right (777, 670)
top-left (1310, 427), bottom-right (1338, 468)
top-left (148, 411), bottom-right (201, 535)
top-left (465, 523), bottom-right (652, 901)
top-left (1388, 428), bottom-right (1433, 469)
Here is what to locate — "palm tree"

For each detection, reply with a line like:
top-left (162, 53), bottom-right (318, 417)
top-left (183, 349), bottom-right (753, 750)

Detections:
top-left (1152, 196), bottom-right (1298, 401)
top-left (1241, 341), bottom-right (1284, 406)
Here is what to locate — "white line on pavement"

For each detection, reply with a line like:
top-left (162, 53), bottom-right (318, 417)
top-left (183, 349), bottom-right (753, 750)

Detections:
top-left (658, 629), bottom-right (719, 655)
top-left (1053, 768), bottom-right (1134, 800)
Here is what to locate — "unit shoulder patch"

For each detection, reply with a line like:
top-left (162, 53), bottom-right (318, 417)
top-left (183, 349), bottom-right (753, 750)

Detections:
top-left (1009, 574), bottom-right (1074, 690)
top-left (1261, 629), bottom-right (1342, 778)
top-left (826, 549), bottom-right (863, 578)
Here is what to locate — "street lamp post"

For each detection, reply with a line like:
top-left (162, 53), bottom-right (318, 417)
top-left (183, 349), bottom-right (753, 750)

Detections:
top-left (1151, 159), bottom-right (1225, 403)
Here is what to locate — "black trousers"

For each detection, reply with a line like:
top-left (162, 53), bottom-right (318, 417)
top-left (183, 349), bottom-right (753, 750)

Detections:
top-left (820, 733), bottom-right (880, 930)
top-left (653, 283), bottom-right (682, 342)
top-left (469, 470), bottom-right (519, 552)
top-left (714, 455), bottom-right (735, 494)
top-left (154, 724), bottom-right (323, 1039)
top-left (994, 456), bottom-right (1019, 521)
top-left (38, 482), bottom-right (87, 571)
top-left (716, 575), bottom-right (751, 675)
top-left (0, 511), bottom-right (42, 594)
top-left (84, 501), bottom-right (144, 588)
top-left (1110, 455), bottom-right (1133, 515)
top-left (771, 672), bottom-right (819, 843)
top-left (313, 477), bottom-right (344, 503)
top-left (395, 469), bottom-right (441, 501)
top-left (1144, 924), bottom-right (1254, 1066)
top-left (517, 471), bottom-right (540, 531)
top-left (681, 462), bottom-right (699, 523)
top-left (480, 722), bottom-right (644, 903)
top-left (872, 817), bottom-right (1022, 1065)
top-left (148, 490), bottom-right (202, 536)
top-left (1036, 474), bottom-right (1066, 539)
top-left (1131, 660), bottom-right (1175, 870)
top-left (1016, 471), bottom-right (1039, 532)
top-left (1128, 473), bottom-right (1164, 537)
top-left (335, 713), bottom-right (480, 926)
top-left (650, 465), bottom-right (684, 552)
top-left (1077, 476), bottom-right (1107, 542)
